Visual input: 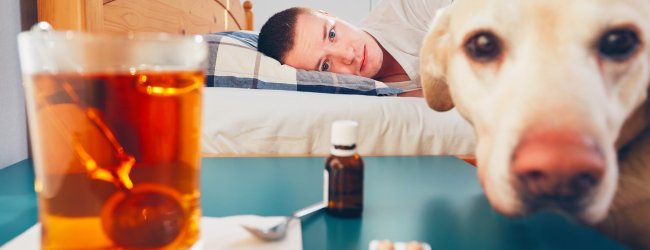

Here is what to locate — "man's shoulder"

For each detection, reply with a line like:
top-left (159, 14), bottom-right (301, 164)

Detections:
top-left (364, 0), bottom-right (452, 22)
top-left (372, 0), bottom-right (452, 11)
top-left (362, 0), bottom-right (451, 30)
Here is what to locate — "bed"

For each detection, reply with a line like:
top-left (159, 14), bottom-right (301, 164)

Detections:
top-left (37, 0), bottom-right (476, 156)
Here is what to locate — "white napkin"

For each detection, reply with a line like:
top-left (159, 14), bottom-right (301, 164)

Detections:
top-left (1, 216), bottom-right (302, 250)
top-left (201, 215), bottom-right (302, 250)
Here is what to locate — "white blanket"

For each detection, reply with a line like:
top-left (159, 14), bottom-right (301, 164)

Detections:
top-left (201, 88), bottom-right (475, 155)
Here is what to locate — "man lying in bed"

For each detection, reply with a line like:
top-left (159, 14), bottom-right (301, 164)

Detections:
top-left (257, 0), bottom-right (452, 97)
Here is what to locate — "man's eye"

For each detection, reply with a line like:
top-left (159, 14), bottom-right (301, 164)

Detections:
top-left (328, 28), bottom-right (336, 41)
top-left (321, 61), bottom-right (330, 71)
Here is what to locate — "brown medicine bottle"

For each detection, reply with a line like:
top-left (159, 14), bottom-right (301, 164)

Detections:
top-left (325, 120), bottom-right (364, 218)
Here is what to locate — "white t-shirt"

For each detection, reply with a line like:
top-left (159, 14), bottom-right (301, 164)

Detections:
top-left (361, 0), bottom-right (452, 91)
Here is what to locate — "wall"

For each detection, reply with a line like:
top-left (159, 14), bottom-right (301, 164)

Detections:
top-left (0, 0), bottom-right (35, 168)
top-left (250, 0), bottom-right (372, 31)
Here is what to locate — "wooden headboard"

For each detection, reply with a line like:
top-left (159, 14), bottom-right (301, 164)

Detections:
top-left (37, 0), bottom-right (253, 34)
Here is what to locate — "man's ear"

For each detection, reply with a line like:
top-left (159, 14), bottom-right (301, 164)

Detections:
top-left (420, 7), bottom-right (454, 112)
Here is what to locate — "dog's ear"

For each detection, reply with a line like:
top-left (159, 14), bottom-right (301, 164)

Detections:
top-left (420, 7), bottom-right (454, 111)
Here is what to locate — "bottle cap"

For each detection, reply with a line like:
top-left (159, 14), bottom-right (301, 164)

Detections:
top-left (331, 120), bottom-right (358, 146)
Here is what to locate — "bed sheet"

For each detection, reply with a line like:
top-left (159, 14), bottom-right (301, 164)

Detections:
top-left (201, 88), bottom-right (476, 155)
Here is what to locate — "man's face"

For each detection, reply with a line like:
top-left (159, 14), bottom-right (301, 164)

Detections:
top-left (284, 11), bottom-right (384, 79)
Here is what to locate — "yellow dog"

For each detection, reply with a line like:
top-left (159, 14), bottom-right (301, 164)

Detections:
top-left (420, 0), bottom-right (650, 248)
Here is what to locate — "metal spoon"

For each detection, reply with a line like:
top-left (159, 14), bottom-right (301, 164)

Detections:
top-left (242, 202), bottom-right (326, 241)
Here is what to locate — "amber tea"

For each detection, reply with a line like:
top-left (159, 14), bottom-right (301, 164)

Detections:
top-left (24, 71), bottom-right (203, 250)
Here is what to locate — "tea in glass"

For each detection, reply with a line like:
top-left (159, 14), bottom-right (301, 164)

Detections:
top-left (18, 23), bottom-right (207, 249)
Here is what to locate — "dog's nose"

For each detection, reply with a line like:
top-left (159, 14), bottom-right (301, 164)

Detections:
top-left (513, 129), bottom-right (605, 201)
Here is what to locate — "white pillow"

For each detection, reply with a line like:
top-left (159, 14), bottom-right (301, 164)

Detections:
top-left (203, 31), bottom-right (403, 96)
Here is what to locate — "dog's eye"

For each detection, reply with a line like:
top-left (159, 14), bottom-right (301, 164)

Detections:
top-left (465, 32), bottom-right (501, 62)
top-left (598, 28), bottom-right (639, 61)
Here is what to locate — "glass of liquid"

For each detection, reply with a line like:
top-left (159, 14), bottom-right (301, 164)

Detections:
top-left (17, 22), bottom-right (207, 250)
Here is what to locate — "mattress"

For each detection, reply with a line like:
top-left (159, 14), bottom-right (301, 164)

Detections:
top-left (201, 88), bottom-right (476, 155)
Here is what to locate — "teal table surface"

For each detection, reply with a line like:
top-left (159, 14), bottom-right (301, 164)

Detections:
top-left (0, 156), bottom-right (626, 250)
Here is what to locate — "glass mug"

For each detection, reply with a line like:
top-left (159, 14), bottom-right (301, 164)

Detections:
top-left (17, 23), bottom-right (207, 249)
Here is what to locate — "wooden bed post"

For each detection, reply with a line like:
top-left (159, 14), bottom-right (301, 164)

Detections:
top-left (38, 0), bottom-right (252, 34)
top-left (37, 0), bottom-right (103, 32)
top-left (243, 0), bottom-right (253, 30)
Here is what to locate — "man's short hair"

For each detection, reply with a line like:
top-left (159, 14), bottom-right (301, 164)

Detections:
top-left (258, 7), bottom-right (310, 63)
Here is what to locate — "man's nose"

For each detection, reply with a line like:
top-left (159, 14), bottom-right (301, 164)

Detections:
top-left (328, 45), bottom-right (355, 65)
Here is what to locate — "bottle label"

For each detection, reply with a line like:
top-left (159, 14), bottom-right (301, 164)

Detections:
top-left (323, 169), bottom-right (329, 203)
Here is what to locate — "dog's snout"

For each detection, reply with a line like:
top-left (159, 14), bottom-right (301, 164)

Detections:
top-left (512, 129), bottom-right (605, 203)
